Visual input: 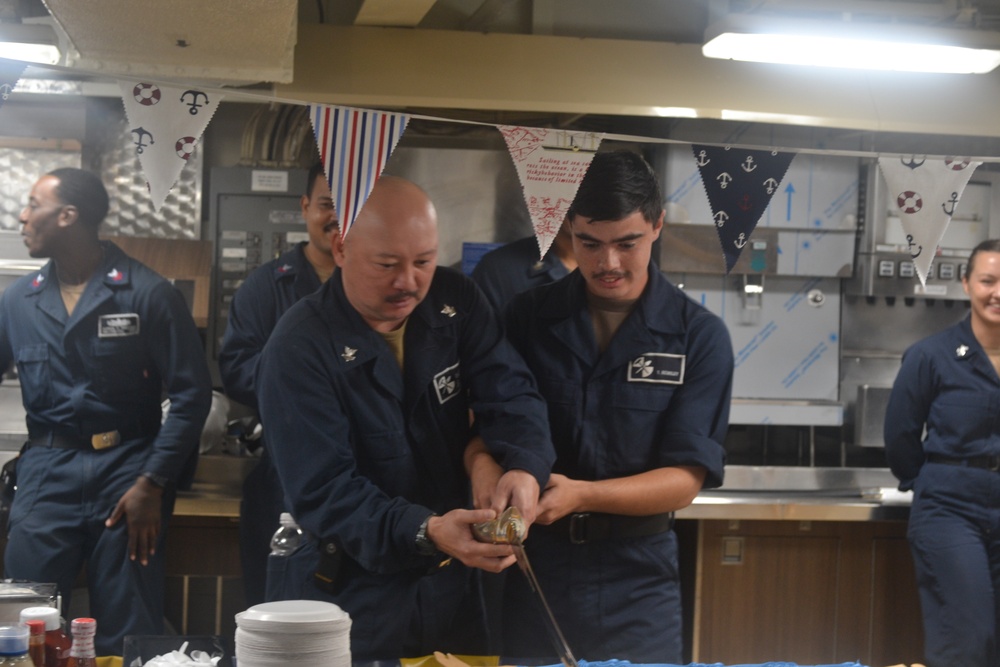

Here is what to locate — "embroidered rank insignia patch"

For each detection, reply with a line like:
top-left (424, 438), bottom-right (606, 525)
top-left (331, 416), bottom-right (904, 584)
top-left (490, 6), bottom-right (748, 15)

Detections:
top-left (98, 313), bottom-right (140, 338)
top-left (628, 353), bottom-right (685, 384)
top-left (433, 362), bottom-right (461, 404)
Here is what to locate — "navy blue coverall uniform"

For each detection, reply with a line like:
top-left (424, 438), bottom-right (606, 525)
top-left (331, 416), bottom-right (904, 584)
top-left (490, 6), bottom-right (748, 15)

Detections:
top-left (501, 265), bottom-right (732, 663)
top-left (471, 236), bottom-right (569, 312)
top-left (0, 241), bottom-right (212, 656)
top-left (256, 266), bottom-right (555, 660)
top-left (885, 316), bottom-right (1000, 667)
top-left (218, 241), bottom-right (322, 607)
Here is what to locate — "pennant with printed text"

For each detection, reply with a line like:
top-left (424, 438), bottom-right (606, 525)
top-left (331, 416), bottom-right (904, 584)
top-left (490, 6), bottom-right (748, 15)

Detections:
top-left (0, 59), bottom-right (27, 113)
top-left (499, 126), bottom-right (604, 259)
top-left (309, 104), bottom-right (409, 238)
top-left (119, 81), bottom-right (221, 212)
top-left (878, 156), bottom-right (981, 285)
top-left (693, 145), bottom-right (796, 273)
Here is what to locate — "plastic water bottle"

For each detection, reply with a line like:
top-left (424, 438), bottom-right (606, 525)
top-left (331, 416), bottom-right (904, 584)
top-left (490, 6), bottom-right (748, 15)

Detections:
top-left (269, 512), bottom-right (303, 556)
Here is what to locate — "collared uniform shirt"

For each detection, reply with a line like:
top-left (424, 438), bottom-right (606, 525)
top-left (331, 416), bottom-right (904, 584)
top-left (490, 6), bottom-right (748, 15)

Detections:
top-left (504, 265), bottom-right (731, 487)
top-left (219, 242), bottom-right (322, 411)
top-left (0, 240), bottom-right (211, 483)
top-left (256, 266), bottom-right (555, 657)
top-left (885, 316), bottom-right (1000, 490)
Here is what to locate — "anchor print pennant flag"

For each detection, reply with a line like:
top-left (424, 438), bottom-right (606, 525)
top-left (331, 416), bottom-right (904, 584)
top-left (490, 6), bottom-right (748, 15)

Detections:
top-left (692, 145), bottom-right (796, 273)
top-left (119, 81), bottom-right (222, 212)
top-left (878, 156), bottom-right (981, 285)
top-left (309, 104), bottom-right (409, 238)
top-left (0, 58), bottom-right (27, 112)
top-left (499, 126), bottom-right (604, 259)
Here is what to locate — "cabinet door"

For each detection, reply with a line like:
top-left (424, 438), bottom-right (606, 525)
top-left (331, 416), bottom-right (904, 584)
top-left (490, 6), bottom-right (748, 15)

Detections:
top-left (697, 526), bottom-right (841, 663)
top-left (870, 535), bottom-right (924, 664)
top-left (694, 520), bottom-right (923, 666)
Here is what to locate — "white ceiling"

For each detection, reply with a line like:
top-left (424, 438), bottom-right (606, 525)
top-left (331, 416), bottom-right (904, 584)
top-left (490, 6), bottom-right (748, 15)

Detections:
top-left (37, 0), bottom-right (1000, 86)
top-left (28, 0), bottom-right (1000, 141)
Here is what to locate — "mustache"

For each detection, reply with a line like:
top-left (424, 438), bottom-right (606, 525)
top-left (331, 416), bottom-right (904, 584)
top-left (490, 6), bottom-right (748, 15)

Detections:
top-left (386, 291), bottom-right (419, 303)
top-left (593, 271), bottom-right (625, 280)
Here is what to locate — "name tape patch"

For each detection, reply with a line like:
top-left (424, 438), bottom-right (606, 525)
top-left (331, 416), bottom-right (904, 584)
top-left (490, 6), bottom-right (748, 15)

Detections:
top-left (98, 313), bottom-right (140, 338)
top-left (628, 353), bottom-right (685, 384)
top-left (433, 362), bottom-right (462, 405)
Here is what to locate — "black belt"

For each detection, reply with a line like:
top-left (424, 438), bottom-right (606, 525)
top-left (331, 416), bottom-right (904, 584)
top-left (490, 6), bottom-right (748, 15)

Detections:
top-left (928, 453), bottom-right (1000, 472)
top-left (543, 511), bottom-right (675, 544)
top-left (26, 426), bottom-right (156, 452)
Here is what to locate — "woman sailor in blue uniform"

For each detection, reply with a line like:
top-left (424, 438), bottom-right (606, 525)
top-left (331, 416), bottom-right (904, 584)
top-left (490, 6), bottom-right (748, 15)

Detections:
top-left (885, 238), bottom-right (1000, 667)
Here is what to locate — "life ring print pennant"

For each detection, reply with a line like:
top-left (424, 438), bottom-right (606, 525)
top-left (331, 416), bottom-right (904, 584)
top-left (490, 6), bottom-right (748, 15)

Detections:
top-left (878, 156), bottom-right (982, 285)
top-left (119, 80), bottom-right (223, 211)
top-left (692, 144), bottom-right (796, 273)
top-left (0, 58), bottom-right (27, 112)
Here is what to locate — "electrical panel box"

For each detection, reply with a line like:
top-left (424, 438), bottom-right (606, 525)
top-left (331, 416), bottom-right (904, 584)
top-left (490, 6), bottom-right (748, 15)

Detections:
top-left (206, 167), bottom-right (307, 367)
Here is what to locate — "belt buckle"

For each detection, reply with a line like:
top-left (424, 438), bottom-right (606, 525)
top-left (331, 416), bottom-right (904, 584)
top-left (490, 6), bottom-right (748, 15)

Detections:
top-left (989, 456), bottom-right (1000, 472)
top-left (91, 430), bottom-right (120, 450)
top-left (569, 513), bottom-right (590, 544)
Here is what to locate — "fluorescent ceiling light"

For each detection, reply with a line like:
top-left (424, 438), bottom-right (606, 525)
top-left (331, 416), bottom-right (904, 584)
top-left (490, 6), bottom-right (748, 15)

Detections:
top-left (721, 109), bottom-right (826, 126)
top-left (703, 15), bottom-right (1000, 74)
top-left (653, 106), bottom-right (698, 118)
top-left (0, 24), bottom-right (60, 65)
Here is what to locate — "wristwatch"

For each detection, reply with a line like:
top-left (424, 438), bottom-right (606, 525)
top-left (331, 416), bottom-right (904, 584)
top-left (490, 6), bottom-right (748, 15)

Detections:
top-left (415, 515), bottom-right (437, 555)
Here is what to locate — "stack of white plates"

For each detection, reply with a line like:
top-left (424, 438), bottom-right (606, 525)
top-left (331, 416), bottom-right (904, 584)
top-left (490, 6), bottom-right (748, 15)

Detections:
top-left (235, 600), bottom-right (351, 667)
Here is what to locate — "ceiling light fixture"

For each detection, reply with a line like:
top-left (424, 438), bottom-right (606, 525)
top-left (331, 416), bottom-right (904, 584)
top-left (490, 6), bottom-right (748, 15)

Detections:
top-left (703, 14), bottom-right (1000, 74)
top-left (0, 23), bottom-right (60, 65)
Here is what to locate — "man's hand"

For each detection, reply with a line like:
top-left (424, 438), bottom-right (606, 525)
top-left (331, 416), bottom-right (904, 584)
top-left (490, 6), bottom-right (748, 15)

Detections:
top-left (105, 476), bottom-right (164, 565)
top-left (425, 508), bottom-right (517, 573)
top-left (465, 439), bottom-right (504, 511)
top-left (492, 469), bottom-right (541, 525)
top-left (536, 473), bottom-right (586, 525)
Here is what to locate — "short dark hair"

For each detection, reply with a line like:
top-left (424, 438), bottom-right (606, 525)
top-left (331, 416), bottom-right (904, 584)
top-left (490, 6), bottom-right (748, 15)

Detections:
top-left (566, 150), bottom-right (663, 225)
top-left (47, 168), bottom-right (109, 228)
top-left (965, 238), bottom-right (1000, 278)
top-left (306, 162), bottom-right (327, 199)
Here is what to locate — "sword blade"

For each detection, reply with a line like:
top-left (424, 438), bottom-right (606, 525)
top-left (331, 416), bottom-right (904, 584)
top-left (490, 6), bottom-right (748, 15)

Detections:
top-left (511, 540), bottom-right (578, 667)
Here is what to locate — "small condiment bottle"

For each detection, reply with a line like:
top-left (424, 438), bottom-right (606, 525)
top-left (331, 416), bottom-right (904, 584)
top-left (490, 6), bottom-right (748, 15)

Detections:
top-left (23, 622), bottom-right (43, 667)
top-left (64, 619), bottom-right (95, 667)
top-left (17, 609), bottom-right (69, 667)
top-left (0, 624), bottom-right (34, 665)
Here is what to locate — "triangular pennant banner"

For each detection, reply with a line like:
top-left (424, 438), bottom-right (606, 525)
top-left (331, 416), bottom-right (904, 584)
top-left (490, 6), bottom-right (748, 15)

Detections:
top-left (878, 156), bottom-right (982, 285)
top-left (309, 104), bottom-right (409, 238)
top-left (498, 126), bottom-right (604, 259)
top-left (0, 58), bottom-right (27, 112)
top-left (119, 81), bottom-right (222, 212)
top-left (692, 145), bottom-right (796, 273)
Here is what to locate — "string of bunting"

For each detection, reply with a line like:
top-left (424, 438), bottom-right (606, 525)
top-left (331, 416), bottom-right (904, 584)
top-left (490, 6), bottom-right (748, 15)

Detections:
top-left (0, 59), bottom-right (992, 277)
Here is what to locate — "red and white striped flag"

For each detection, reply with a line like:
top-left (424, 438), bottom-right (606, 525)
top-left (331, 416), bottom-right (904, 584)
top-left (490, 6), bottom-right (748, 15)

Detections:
top-left (310, 104), bottom-right (409, 238)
